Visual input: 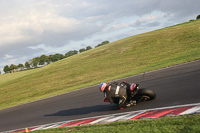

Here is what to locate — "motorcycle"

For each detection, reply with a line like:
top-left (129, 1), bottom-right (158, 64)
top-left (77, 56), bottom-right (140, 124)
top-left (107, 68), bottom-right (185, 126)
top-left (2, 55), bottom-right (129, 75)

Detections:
top-left (104, 83), bottom-right (156, 108)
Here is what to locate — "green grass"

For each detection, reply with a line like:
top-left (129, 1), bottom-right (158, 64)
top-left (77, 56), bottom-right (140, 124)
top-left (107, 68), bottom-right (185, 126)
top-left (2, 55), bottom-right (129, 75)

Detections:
top-left (31, 114), bottom-right (200, 133)
top-left (0, 20), bottom-right (200, 110)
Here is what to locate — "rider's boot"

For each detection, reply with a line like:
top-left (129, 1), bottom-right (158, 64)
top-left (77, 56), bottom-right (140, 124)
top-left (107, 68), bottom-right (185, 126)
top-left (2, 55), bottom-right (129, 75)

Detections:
top-left (126, 100), bottom-right (136, 107)
top-left (130, 100), bottom-right (136, 106)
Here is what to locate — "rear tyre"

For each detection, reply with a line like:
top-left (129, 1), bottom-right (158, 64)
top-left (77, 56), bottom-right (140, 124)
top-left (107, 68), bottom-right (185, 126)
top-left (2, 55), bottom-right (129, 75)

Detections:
top-left (136, 89), bottom-right (156, 102)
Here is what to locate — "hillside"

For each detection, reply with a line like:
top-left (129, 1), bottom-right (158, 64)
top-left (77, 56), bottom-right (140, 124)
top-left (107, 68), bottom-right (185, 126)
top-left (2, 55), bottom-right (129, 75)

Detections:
top-left (0, 20), bottom-right (200, 110)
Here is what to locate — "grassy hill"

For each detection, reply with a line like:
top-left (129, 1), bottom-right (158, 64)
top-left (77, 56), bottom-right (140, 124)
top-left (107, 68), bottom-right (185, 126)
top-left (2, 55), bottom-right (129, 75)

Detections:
top-left (0, 20), bottom-right (200, 110)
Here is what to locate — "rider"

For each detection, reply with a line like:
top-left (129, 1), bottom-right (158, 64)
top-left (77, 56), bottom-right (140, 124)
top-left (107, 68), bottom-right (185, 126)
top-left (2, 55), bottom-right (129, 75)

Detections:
top-left (99, 81), bottom-right (138, 108)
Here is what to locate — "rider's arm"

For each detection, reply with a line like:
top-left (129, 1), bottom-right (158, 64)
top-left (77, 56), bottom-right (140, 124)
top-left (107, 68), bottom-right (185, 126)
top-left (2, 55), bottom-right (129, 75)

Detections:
top-left (122, 81), bottom-right (130, 87)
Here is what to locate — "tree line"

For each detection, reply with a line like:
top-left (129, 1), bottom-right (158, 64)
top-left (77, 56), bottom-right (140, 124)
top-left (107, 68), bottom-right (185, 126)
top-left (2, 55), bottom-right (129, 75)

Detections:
top-left (2, 41), bottom-right (110, 74)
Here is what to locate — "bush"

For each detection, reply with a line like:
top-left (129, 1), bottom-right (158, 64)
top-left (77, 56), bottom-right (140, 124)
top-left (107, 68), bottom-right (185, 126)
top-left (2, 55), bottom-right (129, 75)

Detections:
top-left (196, 15), bottom-right (200, 20)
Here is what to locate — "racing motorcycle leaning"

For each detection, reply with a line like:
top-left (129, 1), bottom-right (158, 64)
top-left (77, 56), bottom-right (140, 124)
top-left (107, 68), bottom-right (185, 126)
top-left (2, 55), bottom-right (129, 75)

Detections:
top-left (103, 81), bottom-right (156, 109)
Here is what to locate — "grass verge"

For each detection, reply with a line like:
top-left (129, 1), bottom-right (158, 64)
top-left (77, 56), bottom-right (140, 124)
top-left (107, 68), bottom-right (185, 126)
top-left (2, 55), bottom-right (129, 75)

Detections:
top-left (32, 114), bottom-right (200, 133)
top-left (0, 20), bottom-right (200, 110)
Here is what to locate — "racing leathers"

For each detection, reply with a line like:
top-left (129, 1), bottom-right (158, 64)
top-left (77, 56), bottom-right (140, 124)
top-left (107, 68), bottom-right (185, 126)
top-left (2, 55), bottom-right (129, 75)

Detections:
top-left (103, 81), bottom-right (138, 108)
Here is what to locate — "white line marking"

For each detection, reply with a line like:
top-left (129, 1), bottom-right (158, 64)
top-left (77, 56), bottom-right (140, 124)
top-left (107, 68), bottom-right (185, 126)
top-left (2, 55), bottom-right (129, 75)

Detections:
top-left (119, 111), bottom-right (146, 121)
top-left (105, 114), bottom-right (129, 122)
top-left (90, 116), bottom-right (114, 124)
top-left (31, 122), bottom-right (66, 131)
top-left (105, 112), bottom-right (144, 122)
top-left (179, 105), bottom-right (200, 115)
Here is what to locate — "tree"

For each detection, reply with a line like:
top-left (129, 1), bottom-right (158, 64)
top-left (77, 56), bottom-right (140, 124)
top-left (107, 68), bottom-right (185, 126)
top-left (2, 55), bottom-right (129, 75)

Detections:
top-left (31, 57), bottom-right (40, 68)
top-left (52, 53), bottom-right (64, 62)
top-left (79, 48), bottom-right (86, 53)
top-left (197, 15), bottom-right (200, 20)
top-left (18, 64), bottom-right (24, 71)
top-left (10, 64), bottom-right (17, 73)
top-left (39, 55), bottom-right (48, 65)
top-left (48, 55), bottom-right (54, 63)
top-left (3, 65), bottom-right (10, 73)
top-left (86, 46), bottom-right (92, 50)
top-left (25, 61), bottom-right (31, 69)
top-left (65, 50), bottom-right (78, 58)
top-left (95, 40), bottom-right (110, 48)
top-left (46, 56), bottom-right (50, 64)
top-left (101, 40), bottom-right (110, 45)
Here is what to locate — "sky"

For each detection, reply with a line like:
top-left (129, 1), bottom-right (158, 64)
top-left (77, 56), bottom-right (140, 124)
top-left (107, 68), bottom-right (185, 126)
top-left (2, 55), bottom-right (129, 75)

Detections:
top-left (0, 0), bottom-right (199, 73)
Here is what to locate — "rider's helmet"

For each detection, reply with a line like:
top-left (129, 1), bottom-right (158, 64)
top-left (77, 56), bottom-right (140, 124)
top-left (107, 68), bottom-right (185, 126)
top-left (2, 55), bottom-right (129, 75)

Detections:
top-left (99, 82), bottom-right (107, 92)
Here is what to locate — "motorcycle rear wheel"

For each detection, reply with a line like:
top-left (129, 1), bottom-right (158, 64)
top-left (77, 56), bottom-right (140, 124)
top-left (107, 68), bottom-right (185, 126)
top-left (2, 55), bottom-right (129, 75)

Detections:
top-left (136, 89), bottom-right (156, 102)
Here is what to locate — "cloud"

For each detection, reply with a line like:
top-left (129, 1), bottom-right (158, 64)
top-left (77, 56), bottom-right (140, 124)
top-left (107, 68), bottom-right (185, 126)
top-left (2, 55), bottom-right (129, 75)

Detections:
top-left (1, 0), bottom-right (198, 50)
top-left (0, 6), bottom-right (98, 48)
top-left (4, 54), bottom-right (13, 59)
top-left (0, 0), bottom-right (199, 73)
top-left (102, 11), bottom-right (166, 33)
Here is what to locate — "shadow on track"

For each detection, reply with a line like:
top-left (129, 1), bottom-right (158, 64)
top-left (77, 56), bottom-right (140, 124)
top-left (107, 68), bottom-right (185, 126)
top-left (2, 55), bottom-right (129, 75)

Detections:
top-left (44, 104), bottom-right (119, 117)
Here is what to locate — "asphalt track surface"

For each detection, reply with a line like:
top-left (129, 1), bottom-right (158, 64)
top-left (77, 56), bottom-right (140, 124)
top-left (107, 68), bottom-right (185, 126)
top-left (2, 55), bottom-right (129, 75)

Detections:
top-left (0, 60), bottom-right (200, 132)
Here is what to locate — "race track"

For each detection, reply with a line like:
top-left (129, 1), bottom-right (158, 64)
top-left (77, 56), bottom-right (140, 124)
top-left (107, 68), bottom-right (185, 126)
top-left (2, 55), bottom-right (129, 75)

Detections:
top-left (0, 60), bottom-right (200, 132)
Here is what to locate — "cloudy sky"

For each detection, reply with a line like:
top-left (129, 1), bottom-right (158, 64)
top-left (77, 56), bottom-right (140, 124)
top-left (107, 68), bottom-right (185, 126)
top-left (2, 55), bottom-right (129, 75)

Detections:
top-left (0, 0), bottom-right (199, 73)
